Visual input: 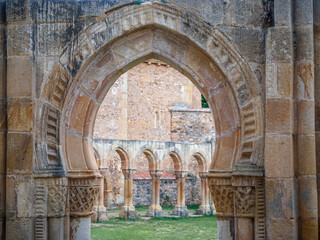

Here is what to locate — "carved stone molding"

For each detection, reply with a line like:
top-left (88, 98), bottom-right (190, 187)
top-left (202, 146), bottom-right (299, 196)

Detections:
top-left (68, 177), bottom-right (100, 217)
top-left (234, 186), bottom-right (255, 217)
top-left (47, 178), bottom-right (67, 217)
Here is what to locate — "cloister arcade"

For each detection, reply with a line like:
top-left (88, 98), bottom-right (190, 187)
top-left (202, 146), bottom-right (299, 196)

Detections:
top-left (93, 138), bottom-right (213, 219)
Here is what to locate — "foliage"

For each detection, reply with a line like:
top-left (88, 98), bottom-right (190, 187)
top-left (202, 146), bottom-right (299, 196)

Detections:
top-left (201, 95), bottom-right (209, 108)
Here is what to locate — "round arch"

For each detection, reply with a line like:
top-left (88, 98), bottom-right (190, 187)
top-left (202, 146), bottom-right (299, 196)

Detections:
top-left (189, 152), bottom-right (208, 173)
top-left (134, 146), bottom-right (158, 171)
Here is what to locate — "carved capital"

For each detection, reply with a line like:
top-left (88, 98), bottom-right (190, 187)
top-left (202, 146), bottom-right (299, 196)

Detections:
top-left (175, 171), bottom-right (188, 181)
top-left (149, 170), bottom-right (163, 180)
top-left (122, 169), bottom-right (136, 180)
top-left (210, 185), bottom-right (234, 217)
top-left (68, 177), bottom-right (100, 217)
top-left (198, 172), bottom-right (207, 182)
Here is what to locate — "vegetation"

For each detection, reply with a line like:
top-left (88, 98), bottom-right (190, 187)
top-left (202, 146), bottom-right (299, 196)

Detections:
top-left (91, 206), bottom-right (218, 240)
top-left (201, 95), bottom-right (209, 108)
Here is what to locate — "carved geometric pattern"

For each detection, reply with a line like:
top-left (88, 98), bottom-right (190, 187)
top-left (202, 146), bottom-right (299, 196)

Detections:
top-left (35, 181), bottom-right (46, 240)
top-left (256, 179), bottom-right (266, 240)
top-left (234, 186), bottom-right (255, 216)
top-left (241, 101), bottom-right (256, 162)
top-left (69, 178), bottom-right (99, 216)
top-left (51, 66), bottom-right (69, 108)
top-left (211, 185), bottom-right (234, 214)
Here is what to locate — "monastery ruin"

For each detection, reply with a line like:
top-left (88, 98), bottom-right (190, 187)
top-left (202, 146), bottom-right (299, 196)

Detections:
top-left (0, 0), bottom-right (320, 239)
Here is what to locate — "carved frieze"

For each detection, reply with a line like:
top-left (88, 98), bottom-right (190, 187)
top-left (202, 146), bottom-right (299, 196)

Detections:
top-left (47, 178), bottom-right (67, 217)
top-left (234, 186), bottom-right (255, 216)
top-left (68, 177), bottom-right (100, 217)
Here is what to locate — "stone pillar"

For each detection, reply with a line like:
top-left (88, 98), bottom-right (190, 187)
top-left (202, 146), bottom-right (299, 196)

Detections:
top-left (105, 183), bottom-right (113, 207)
top-left (197, 172), bottom-right (211, 215)
top-left (6, 1), bottom-right (36, 239)
top-left (172, 171), bottom-right (189, 217)
top-left (265, 0), bottom-right (298, 238)
top-left (96, 168), bottom-right (108, 222)
top-left (147, 170), bottom-right (163, 217)
top-left (68, 177), bottom-right (99, 240)
top-left (119, 169), bottom-right (137, 219)
top-left (294, 0), bottom-right (318, 238)
top-left (208, 177), bottom-right (234, 240)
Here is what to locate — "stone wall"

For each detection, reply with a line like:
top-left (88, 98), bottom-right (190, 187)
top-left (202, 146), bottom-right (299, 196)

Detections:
top-left (94, 60), bottom-right (213, 142)
top-left (170, 108), bottom-right (214, 142)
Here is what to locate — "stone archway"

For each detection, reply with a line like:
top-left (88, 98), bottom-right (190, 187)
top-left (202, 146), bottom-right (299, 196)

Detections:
top-left (37, 2), bottom-right (264, 239)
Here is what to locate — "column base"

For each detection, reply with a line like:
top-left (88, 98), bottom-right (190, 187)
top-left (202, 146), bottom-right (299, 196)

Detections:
top-left (172, 206), bottom-right (189, 217)
top-left (119, 210), bottom-right (137, 220)
top-left (196, 205), bottom-right (212, 215)
top-left (97, 210), bottom-right (108, 222)
top-left (147, 210), bottom-right (164, 217)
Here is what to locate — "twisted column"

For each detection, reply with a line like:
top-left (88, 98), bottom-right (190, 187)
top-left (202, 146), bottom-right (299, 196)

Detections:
top-left (172, 171), bottom-right (189, 217)
top-left (119, 169), bottom-right (137, 219)
top-left (196, 172), bottom-right (211, 215)
top-left (147, 170), bottom-right (163, 217)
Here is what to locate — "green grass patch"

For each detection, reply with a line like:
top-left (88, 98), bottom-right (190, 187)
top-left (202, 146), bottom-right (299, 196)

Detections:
top-left (91, 214), bottom-right (218, 240)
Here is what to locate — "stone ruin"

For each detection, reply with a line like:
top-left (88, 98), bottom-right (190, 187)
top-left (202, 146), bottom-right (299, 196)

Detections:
top-left (1, 0), bottom-right (319, 239)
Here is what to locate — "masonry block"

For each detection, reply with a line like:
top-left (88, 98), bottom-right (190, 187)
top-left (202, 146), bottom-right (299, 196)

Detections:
top-left (8, 98), bottom-right (33, 132)
top-left (265, 134), bottom-right (294, 178)
top-left (7, 57), bottom-right (33, 97)
top-left (7, 133), bottom-right (33, 174)
top-left (266, 98), bottom-right (293, 134)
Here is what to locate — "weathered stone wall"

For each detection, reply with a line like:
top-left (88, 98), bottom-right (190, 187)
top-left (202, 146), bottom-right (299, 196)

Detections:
top-left (170, 108), bottom-right (214, 143)
top-left (94, 60), bottom-right (211, 142)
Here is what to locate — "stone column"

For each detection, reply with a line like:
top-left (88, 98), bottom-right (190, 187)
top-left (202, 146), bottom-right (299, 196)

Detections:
top-left (105, 183), bottom-right (113, 207)
top-left (197, 172), bottom-right (211, 215)
top-left (119, 169), bottom-right (137, 219)
top-left (172, 171), bottom-right (189, 217)
top-left (147, 170), bottom-right (163, 217)
top-left (294, 0), bottom-right (318, 238)
top-left (68, 177), bottom-right (99, 240)
top-left (96, 168), bottom-right (108, 221)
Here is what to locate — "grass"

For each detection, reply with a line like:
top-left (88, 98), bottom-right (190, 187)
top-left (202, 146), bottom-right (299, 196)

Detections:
top-left (91, 205), bottom-right (218, 240)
